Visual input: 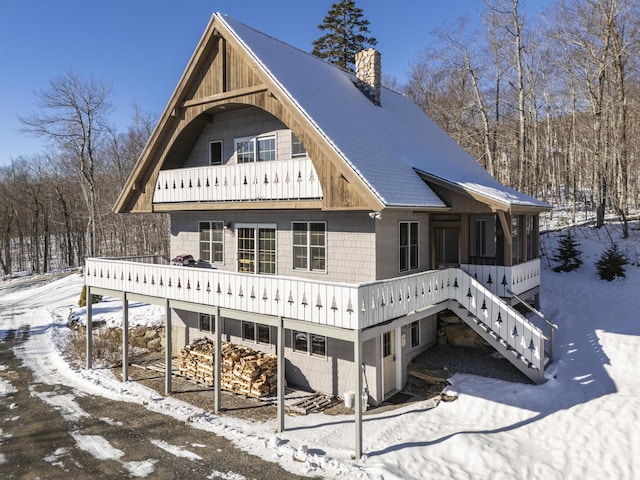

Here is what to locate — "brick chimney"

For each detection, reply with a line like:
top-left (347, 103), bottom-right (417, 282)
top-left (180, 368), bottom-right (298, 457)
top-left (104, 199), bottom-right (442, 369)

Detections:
top-left (355, 48), bottom-right (381, 106)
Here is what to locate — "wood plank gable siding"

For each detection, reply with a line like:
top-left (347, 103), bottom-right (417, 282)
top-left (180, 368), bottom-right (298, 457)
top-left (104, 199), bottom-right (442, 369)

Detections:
top-left (116, 18), bottom-right (381, 215)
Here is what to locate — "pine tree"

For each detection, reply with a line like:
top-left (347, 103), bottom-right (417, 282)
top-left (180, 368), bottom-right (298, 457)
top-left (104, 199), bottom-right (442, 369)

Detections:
top-left (595, 244), bottom-right (628, 281)
top-left (312, 0), bottom-right (377, 71)
top-left (552, 231), bottom-right (582, 272)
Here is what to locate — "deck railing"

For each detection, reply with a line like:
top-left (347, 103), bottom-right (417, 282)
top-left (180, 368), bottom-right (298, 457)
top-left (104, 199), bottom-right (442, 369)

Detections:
top-left (85, 257), bottom-right (544, 372)
top-left (460, 258), bottom-right (541, 297)
top-left (152, 158), bottom-right (323, 204)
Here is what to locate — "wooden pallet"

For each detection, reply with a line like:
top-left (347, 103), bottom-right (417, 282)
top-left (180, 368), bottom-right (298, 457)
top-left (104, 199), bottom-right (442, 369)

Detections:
top-left (287, 392), bottom-right (335, 414)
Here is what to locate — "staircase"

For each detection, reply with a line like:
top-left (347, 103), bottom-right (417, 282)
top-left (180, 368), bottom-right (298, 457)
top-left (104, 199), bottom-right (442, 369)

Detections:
top-left (445, 270), bottom-right (548, 384)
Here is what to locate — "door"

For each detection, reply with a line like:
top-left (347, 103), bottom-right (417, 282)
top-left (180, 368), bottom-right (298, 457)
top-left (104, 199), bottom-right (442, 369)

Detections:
top-left (382, 331), bottom-right (396, 396)
top-left (435, 227), bottom-right (460, 269)
top-left (236, 226), bottom-right (276, 274)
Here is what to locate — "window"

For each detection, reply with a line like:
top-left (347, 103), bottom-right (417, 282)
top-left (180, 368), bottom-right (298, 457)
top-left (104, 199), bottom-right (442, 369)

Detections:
top-left (526, 215), bottom-right (538, 260)
top-left (235, 135), bottom-right (276, 163)
top-left (293, 331), bottom-right (326, 357)
top-left (474, 219), bottom-right (487, 257)
top-left (435, 228), bottom-right (460, 267)
top-left (399, 222), bottom-right (419, 272)
top-left (293, 222), bottom-right (326, 272)
top-left (410, 321), bottom-right (420, 348)
top-left (257, 136), bottom-right (275, 161)
top-left (242, 321), bottom-right (270, 344)
top-left (512, 215), bottom-right (524, 265)
top-left (199, 313), bottom-right (214, 332)
top-left (291, 132), bottom-right (307, 157)
top-left (199, 221), bottom-right (224, 264)
top-left (237, 225), bottom-right (276, 274)
top-left (383, 332), bottom-right (392, 357)
top-left (236, 137), bottom-right (255, 163)
top-left (469, 215), bottom-right (497, 264)
top-left (209, 140), bottom-right (223, 165)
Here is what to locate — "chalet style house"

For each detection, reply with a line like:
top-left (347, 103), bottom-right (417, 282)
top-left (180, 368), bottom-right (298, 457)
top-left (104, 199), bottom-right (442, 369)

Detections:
top-left (84, 13), bottom-right (551, 457)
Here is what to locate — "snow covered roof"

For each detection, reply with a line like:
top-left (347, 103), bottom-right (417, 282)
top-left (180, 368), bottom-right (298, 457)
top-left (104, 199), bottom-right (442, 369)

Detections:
top-left (218, 13), bottom-right (548, 210)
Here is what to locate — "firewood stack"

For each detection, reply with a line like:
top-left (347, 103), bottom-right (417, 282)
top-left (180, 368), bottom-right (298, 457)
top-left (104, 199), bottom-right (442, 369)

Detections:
top-left (178, 337), bottom-right (278, 398)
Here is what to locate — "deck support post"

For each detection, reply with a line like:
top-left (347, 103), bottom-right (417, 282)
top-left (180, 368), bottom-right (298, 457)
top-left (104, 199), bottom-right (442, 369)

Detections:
top-left (165, 299), bottom-right (172, 396)
top-left (277, 316), bottom-right (285, 433)
top-left (214, 306), bottom-right (222, 413)
top-left (354, 330), bottom-right (363, 460)
top-left (122, 293), bottom-right (129, 381)
top-left (86, 286), bottom-right (93, 370)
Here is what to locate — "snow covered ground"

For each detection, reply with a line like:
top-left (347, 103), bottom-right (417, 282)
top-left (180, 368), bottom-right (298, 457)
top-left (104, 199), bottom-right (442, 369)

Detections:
top-left (1, 222), bottom-right (639, 479)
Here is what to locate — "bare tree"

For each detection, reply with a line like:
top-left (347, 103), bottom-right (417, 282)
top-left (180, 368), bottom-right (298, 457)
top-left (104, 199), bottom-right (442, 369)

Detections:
top-left (20, 68), bottom-right (112, 258)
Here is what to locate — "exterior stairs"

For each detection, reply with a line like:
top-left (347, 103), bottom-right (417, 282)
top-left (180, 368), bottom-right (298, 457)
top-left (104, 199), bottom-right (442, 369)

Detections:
top-left (445, 270), bottom-right (549, 384)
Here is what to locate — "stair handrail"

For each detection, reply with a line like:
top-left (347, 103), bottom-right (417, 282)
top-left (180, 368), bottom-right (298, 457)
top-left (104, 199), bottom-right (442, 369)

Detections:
top-left (451, 269), bottom-right (545, 370)
top-left (508, 289), bottom-right (557, 362)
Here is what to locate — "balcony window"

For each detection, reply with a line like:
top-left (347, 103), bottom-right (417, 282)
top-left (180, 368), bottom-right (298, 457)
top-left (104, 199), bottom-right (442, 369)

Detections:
top-left (235, 135), bottom-right (276, 163)
top-left (399, 221), bottom-right (419, 272)
top-left (469, 215), bottom-right (497, 264)
top-left (512, 215), bottom-right (524, 265)
top-left (526, 215), bottom-right (538, 260)
top-left (293, 222), bottom-right (326, 272)
top-left (291, 132), bottom-right (307, 157)
top-left (209, 140), bottom-right (223, 165)
top-left (199, 221), bottom-right (224, 264)
top-left (237, 225), bottom-right (276, 275)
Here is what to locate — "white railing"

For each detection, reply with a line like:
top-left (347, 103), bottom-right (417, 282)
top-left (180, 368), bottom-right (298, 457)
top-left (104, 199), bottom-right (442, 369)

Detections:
top-left (460, 258), bottom-right (541, 297)
top-left (85, 258), bottom-right (545, 372)
top-left (448, 269), bottom-right (544, 369)
top-left (152, 158), bottom-right (323, 204)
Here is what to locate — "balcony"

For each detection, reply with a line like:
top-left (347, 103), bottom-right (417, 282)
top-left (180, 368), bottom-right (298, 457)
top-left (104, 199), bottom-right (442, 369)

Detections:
top-left (85, 257), bottom-right (545, 373)
top-left (461, 258), bottom-right (541, 297)
top-left (152, 158), bottom-right (323, 204)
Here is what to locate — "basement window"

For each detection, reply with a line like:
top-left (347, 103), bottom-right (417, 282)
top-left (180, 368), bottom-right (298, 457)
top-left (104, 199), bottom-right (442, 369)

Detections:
top-left (293, 331), bottom-right (326, 357)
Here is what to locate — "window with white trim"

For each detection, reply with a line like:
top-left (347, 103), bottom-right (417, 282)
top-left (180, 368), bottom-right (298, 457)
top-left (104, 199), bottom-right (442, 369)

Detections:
top-left (209, 140), bottom-right (223, 165)
top-left (291, 132), bottom-right (307, 157)
top-left (237, 225), bottom-right (276, 275)
top-left (235, 135), bottom-right (276, 163)
top-left (293, 331), bottom-right (326, 357)
top-left (242, 321), bottom-right (270, 344)
top-left (410, 321), bottom-right (420, 348)
top-left (199, 221), bottom-right (224, 264)
top-left (292, 222), bottom-right (326, 272)
top-left (399, 221), bottom-right (419, 272)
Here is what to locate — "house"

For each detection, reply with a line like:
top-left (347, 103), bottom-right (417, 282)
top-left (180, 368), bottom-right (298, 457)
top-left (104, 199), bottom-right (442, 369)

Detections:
top-left (84, 12), bottom-right (552, 458)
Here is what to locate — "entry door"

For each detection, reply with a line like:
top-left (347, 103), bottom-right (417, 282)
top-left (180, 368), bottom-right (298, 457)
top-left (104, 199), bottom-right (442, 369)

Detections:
top-left (382, 331), bottom-right (396, 396)
top-left (237, 226), bottom-right (276, 274)
top-left (435, 227), bottom-right (460, 268)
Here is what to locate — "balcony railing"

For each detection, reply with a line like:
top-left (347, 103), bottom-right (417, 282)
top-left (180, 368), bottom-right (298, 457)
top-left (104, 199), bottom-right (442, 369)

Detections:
top-left (152, 158), bottom-right (323, 204)
top-left (461, 258), bottom-right (541, 297)
top-left (85, 257), bottom-right (544, 372)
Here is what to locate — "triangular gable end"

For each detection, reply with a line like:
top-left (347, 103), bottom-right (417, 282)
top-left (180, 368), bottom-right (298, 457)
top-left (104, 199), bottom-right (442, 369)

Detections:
top-left (115, 12), bottom-right (383, 214)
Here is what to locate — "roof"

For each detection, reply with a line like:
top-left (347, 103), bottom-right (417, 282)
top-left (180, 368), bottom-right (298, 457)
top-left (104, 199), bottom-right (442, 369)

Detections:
top-left (218, 13), bottom-right (549, 210)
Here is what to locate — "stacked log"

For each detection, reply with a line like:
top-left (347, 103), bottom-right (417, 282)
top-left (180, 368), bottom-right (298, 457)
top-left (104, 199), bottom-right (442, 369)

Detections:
top-left (178, 338), bottom-right (278, 398)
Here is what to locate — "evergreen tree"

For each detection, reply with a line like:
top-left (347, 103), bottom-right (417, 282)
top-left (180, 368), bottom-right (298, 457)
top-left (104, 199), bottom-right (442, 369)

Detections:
top-left (312, 0), bottom-right (377, 71)
top-left (595, 244), bottom-right (628, 281)
top-left (552, 231), bottom-right (582, 272)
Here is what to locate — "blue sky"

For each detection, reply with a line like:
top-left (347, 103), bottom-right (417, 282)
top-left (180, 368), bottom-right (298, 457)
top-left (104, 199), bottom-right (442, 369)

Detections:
top-left (0, 1), bottom-right (541, 166)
